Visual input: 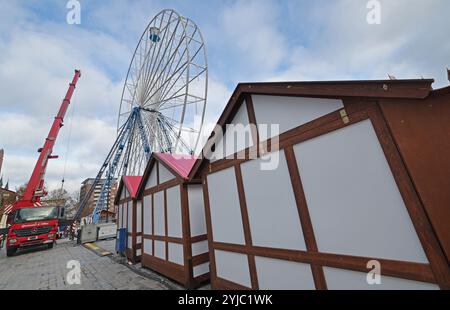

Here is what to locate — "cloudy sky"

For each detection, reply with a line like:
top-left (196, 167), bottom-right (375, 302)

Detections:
top-left (0, 0), bottom-right (449, 194)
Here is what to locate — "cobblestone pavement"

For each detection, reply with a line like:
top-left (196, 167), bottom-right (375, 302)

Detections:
top-left (0, 239), bottom-right (170, 290)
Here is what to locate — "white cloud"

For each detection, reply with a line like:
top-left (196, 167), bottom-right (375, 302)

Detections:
top-left (1, 0), bottom-right (448, 196)
top-left (270, 0), bottom-right (450, 86)
top-left (0, 3), bottom-right (127, 193)
top-left (213, 0), bottom-right (287, 75)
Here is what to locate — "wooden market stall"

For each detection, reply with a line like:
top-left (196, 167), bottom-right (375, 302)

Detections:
top-left (191, 79), bottom-right (450, 290)
top-left (136, 153), bottom-right (209, 288)
top-left (115, 176), bottom-right (142, 263)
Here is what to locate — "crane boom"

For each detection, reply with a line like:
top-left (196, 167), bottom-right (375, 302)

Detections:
top-left (17, 70), bottom-right (81, 207)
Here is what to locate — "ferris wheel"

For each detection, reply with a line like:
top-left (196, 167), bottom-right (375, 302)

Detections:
top-left (75, 9), bottom-right (208, 223)
top-left (118, 9), bottom-right (208, 175)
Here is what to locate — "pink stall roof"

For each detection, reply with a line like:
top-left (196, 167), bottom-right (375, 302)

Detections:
top-left (122, 176), bottom-right (142, 199)
top-left (155, 153), bottom-right (197, 180)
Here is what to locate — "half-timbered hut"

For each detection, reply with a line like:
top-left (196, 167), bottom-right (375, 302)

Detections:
top-left (115, 176), bottom-right (142, 263)
top-left (136, 153), bottom-right (209, 288)
top-left (192, 79), bottom-right (450, 290)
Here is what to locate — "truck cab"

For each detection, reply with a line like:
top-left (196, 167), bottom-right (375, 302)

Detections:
top-left (4, 206), bottom-right (65, 257)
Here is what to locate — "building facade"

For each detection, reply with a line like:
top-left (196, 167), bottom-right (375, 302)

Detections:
top-left (0, 187), bottom-right (16, 215)
top-left (0, 149), bottom-right (4, 176)
top-left (79, 178), bottom-right (118, 218)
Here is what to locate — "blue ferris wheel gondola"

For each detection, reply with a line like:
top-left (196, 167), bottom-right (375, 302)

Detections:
top-left (149, 27), bottom-right (160, 43)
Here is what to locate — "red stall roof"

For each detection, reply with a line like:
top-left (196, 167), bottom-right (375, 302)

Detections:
top-left (155, 153), bottom-right (197, 180)
top-left (115, 176), bottom-right (142, 204)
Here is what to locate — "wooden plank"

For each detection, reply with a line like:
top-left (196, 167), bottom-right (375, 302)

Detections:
top-left (181, 184), bottom-right (194, 288)
top-left (369, 104), bottom-right (450, 289)
top-left (213, 242), bottom-right (437, 284)
top-left (164, 189), bottom-right (168, 261)
top-left (213, 277), bottom-right (252, 290)
top-left (234, 164), bottom-right (259, 290)
top-left (143, 179), bottom-right (180, 196)
top-left (202, 177), bottom-right (218, 285)
top-left (245, 94), bottom-right (259, 159)
top-left (284, 146), bottom-right (327, 290)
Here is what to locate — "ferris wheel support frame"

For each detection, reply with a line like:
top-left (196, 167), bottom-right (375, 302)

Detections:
top-left (74, 108), bottom-right (152, 223)
top-left (74, 9), bottom-right (208, 224)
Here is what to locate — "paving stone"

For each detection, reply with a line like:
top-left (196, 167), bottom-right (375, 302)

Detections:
top-left (0, 239), bottom-right (176, 290)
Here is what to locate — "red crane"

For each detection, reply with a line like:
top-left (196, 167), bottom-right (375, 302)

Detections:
top-left (14, 69), bottom-right (81, 209)
top-left (0, 70), bottom-right (81, 256)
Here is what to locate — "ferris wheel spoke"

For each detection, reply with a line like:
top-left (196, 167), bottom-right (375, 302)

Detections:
top-left (144, 22), bottom-right (191, 102)
top-left (152, 57), bottom-right (190, 106)
top-left (143, 93), bottom-right (186, 109)
top-left (138, 14), bottom-right (169, 104)
top-left (159, 67), bottom-right (207, 110)
top-left (151, 31), bottom-right (197, 103)
top-left (154, 37), bottom-right (186, 102)
top-left (142, 59), bottom-right (189, 108)
top-left (143, 18), bottom-right (184, 103)
top-left (157, 42), bottom-right (205, 108)
top-left (156, 112), bottom-right (198, 133)
top-left (140, 13), bottom-right (176, 104)
top-left (143, 114), bottom-right (165, 151)
top-left (157, 98), bottom-right (203, 112)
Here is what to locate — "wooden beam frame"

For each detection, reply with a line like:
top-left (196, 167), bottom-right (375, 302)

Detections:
top-left (202, 99), bottom-right (449, 290)
top-left (139, 174), bottom-right (210, 288)
top-left (235, 164), bottom-right (259, 290)
top-left (284, 146), bottom-right (327, 290)
top-left (367, 104), bottom-right (450, 289)
top-left (213, 242), bottom-right (436, 284)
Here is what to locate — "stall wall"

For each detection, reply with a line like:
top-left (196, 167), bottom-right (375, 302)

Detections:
top-left (251, 95), bottom-right (344, 141)
top-left (380, 95), bottom-right (450, 261)
top-left (211, 101), bottom-right (253, 161)
top-left (205, 95), bottom-right (441, 290)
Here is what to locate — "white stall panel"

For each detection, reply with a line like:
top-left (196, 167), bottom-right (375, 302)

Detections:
top-left (215, 250), bottom-right (251, 288)
top-left (146, 164), bottom-right (158, 189)
top-left (143, 239), bottom-right (153, 255)
top-left (241, 150), bottom-right (306, 250)
top-left (167, 186), bottom-right (182, 238)
top-left (188, 184), bottom-right (207, 237)
top-left (123, 203), bottom-right (128, 231)
top-left (136, 200), bottom-right (142, 233)
top-left (159, 163), bottom-right (175, 184)
top-left (127, 236), bottom-right (132, 249)
top-left (212, 101), bottom-right (253, 162)
top-left (208, 168), bottom-right (245, 245)
top-left (118, 205), bottom-right (123, 228)
top-left (168, 243), bottom-right (184, 266)
top-left (155, 240), bottom-right (166, 260)
top-left (252, 95), bottom-right (344, 141)
top-left (136, 236), bottom-right (142, 244)
top-left (127, 202), bottom-right (133, 231)
top-left (324, 267), bottom-right (439, 290)
top-left (136, 249), bottom-right (142, 256)
top-left (255, 256), bottom-right (315, 290)
top-left (154, 191), bottom-right (165, 236)
top-left (143, 195), bottom-right (152, 235)
top-left (294, 119), bottom-right (428, 263)
top-left (192, 240), bottom-right (209, 256)
top-left (194, 263), bottom-right (210, 277)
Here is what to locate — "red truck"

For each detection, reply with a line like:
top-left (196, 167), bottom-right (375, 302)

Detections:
top-left (2, 205), bottom-right (65, 256)
top-left (0, 70), bottom-right (80, 257)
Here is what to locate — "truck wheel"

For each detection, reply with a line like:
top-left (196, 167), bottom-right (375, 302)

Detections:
top-left (6, 247), bottom-right (17, 257)
top-left (48, 242), bottom-right (54, 249)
